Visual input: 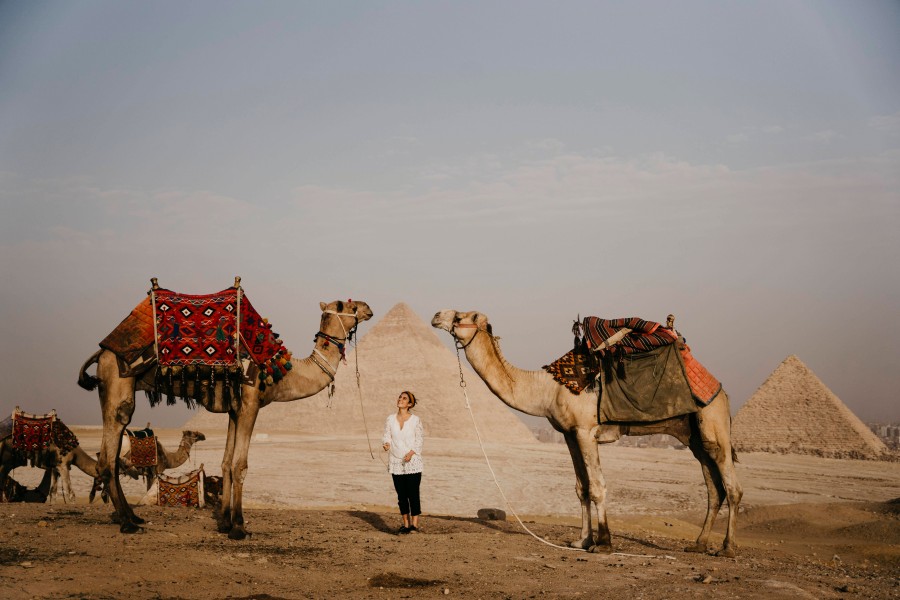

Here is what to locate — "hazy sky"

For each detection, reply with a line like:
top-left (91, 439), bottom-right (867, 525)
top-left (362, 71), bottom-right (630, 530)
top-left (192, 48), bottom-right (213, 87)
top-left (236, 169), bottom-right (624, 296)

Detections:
top-left (2, 1), bottom-right (898, 429)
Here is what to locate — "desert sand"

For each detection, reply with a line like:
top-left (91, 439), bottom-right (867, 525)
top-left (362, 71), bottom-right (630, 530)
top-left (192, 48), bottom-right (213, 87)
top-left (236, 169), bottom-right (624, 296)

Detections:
top-left (1, 427), bottom-right (898, 599)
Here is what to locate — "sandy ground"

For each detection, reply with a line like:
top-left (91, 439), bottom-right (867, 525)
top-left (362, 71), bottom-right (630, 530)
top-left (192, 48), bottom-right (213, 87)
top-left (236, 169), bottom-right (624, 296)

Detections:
top-left (1, 427), bottom-right (898, 599)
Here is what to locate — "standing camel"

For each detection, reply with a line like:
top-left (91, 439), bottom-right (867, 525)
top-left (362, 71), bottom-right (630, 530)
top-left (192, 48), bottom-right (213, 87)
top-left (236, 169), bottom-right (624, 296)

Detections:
top-left (79, 298), bottom-right (373, 537)
top-left (432, 309), bottom-right (742, 558)
top-left (121, 430), bottom-right (206, 490)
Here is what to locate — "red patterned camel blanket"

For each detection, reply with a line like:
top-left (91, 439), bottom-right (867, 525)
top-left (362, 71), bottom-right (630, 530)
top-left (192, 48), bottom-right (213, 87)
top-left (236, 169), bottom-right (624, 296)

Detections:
top-left (126, 427), bottom-right (158, 467)
top-left (543, 316), bottom-right (722, 422)
top-left (98, 282), bottom-right (293, 406)
top-left (7, 408), bottom-right (79, 464)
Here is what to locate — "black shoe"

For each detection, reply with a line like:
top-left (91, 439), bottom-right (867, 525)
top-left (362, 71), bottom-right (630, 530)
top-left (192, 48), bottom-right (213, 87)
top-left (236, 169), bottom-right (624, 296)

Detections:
top-left (398, 526), bottom-right (410, 535)
top-left (408, 525), bottom-right (418, 533)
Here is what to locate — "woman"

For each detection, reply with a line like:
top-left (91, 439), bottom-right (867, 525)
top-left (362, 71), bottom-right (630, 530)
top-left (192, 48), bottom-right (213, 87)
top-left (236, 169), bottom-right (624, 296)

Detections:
top-left (382, 390), bottom-right (424, 534)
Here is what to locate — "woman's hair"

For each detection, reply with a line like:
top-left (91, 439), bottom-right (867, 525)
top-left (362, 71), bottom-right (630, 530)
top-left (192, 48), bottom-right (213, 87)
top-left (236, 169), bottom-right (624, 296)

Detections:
top-left (401, 390), bottom-right (417, 409)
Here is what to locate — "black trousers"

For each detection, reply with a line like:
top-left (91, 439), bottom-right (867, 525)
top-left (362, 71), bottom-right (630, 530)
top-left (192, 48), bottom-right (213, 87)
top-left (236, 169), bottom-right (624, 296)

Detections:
top-left (391, 472), bottom-right (422, 516)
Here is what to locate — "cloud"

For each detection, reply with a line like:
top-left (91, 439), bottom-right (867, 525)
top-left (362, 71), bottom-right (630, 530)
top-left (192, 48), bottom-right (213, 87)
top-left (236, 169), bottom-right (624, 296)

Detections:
top-left (807, 129), bottom-right (839, 143)
top-left (868, 111), bottom-right (900, 134)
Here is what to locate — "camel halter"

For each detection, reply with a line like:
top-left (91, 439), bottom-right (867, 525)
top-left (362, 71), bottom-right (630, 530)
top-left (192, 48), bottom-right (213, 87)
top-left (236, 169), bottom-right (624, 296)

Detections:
top-left (321, 306), bottom-right (381, 462)
top-left (310, 309), bottom-right (360, 387)
top-left (452, 338), bottom-right (675, 560)
top-left (451, 322), bottom-right (482, 350)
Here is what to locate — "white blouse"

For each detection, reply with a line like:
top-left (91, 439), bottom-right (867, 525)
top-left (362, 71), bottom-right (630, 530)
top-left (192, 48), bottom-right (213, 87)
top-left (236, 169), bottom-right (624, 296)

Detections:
top-left (382, 413), bottom-right (424, 475)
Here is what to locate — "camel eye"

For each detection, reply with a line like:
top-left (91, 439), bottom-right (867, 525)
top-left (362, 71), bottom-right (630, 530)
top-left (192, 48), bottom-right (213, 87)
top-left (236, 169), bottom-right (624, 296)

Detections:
top-left (337, 301), bottom-right (344, 312)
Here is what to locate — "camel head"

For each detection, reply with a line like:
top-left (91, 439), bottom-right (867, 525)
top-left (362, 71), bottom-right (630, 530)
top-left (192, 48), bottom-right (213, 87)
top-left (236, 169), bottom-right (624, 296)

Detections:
top-left (182, 430), bottom-right (206, 443)
top-left (318, 300), bottom-right (374, 341)
top-left (431, 309), bottom-right (492, 347)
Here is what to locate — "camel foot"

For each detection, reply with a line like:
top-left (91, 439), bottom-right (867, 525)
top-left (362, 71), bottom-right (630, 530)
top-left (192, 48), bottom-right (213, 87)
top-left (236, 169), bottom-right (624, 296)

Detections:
top-left (684, 542), bottom-right (709, 554)
top-left (570, 538), bottom-right (593, 550)
top-left (588, 543), bottom-right (613, 554)
top-left (715, 546), bottom-right (737, 558)
top-left (216, 521), bottom-right (233, 534)
top-left (228, 526), bottom-right (250, 541)
top-left (119, 521), bottom-right (144, 534)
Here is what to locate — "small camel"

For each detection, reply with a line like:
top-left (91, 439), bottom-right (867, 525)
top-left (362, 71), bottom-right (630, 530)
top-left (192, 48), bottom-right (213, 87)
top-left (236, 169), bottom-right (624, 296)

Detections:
top-left (79, 297), bottom-right (373, 537)
top-left (432, 309), bottom-right (742, 558)
top-left (121, 430), bottom-right (206, 490)
top-left (0, 436), bottom-right (122, 504)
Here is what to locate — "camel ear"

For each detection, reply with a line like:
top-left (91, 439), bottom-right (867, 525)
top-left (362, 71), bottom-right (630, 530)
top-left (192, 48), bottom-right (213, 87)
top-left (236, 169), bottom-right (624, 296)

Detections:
top-left (320, 302), bottom-right (326, 311)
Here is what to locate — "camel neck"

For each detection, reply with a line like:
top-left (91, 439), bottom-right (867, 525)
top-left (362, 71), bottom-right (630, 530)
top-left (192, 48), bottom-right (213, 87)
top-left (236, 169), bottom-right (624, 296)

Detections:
top-left (264, 333), bottom-right (345, 403)
top-left (463, 331), bottom-right (554, 418)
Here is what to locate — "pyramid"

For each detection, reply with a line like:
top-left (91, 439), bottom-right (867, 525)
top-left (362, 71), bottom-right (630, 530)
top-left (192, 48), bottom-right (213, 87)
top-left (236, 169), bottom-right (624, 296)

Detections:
top-left (732, 355), bottom-right (889, 460)
top-left (185, 303), bottom-right (537, 444)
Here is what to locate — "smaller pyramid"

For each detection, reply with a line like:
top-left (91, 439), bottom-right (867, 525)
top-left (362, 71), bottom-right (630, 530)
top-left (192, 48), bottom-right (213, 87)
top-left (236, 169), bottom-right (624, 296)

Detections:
top-left (733, 355), bottom-right (889, 460)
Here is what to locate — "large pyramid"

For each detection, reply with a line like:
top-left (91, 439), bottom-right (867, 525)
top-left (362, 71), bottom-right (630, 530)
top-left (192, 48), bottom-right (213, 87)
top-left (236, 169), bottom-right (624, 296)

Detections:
top-left (185, 303), bottom-right (537, 444)
top-left (732, 355), bottom-right (889, 460)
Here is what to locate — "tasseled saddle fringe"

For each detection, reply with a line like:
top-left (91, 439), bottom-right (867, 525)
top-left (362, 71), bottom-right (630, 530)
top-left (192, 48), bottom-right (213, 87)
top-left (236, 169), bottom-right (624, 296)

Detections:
top-left (148, 365), bottom-right (243, 409)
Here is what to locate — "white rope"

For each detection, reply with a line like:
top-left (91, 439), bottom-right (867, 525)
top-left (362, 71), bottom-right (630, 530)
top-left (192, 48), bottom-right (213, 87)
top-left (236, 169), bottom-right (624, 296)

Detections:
top-left (454, 345), bottom-right (675, 561)
top-left (454, 347), bottom-right (581, 552)
top-left (352, 340), bottom-right (381, 463)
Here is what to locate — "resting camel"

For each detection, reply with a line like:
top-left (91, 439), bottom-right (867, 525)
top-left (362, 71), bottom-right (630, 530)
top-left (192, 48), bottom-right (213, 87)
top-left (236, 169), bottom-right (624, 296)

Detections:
top-left (121, 429), bottom-right (206, 490)
top-left (1, 468), bottom-right (54, 503)
top-left (432, 309), bottom-right (742, 558)
top-left (0, 437), bottom-right (120, 504)
top-left (79, 298), bottom-right (373, 537)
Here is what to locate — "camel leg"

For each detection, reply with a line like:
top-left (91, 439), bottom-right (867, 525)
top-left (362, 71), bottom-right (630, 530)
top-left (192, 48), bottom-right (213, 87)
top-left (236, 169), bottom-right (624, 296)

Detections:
top-left (226, 395), bottom-right (260, 540)
top-left (59, 465), bottom-right (76, 504)
top-left (685, 393), bottom-right (742, 558)
top-left (217, 411), bottom-right (239, 534)
top-left (95, 352), bottom-right (143, 533)
top-left (576, 429), bottom-right (611, 552)
top-left (562, 432), bottom-right (593, 549)
top-left (562, 430), bottom-right (611, 551)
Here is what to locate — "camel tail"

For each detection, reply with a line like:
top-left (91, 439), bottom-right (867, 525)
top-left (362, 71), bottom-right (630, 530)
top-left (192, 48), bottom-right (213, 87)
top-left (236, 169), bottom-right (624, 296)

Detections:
top-left (77, 349), bottom-right (102, 391)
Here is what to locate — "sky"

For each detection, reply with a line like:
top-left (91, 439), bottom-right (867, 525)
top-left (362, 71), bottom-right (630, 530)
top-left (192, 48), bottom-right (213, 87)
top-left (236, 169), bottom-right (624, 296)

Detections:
top-left (1, 1), bottom-right (898, 430)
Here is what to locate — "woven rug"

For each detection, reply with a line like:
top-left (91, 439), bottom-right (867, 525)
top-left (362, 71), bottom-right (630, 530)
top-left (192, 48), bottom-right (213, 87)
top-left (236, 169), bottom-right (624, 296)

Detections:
top-left (542, 349), bottom-right (595, 394)
top-left (679, 343), bottom-right (721, 406)
top-left (51, 420), bottom-right (79, 456)
top-left (158, 467), bottom-right (205, 508)
top-left (11, 408), bottom-right (55, 454)
top-left (100, 296), bottom-right (156, 367)
top-left (127, 428), bottom-right (158, 467)
top-left (581, 317), bottom-right (677, 355)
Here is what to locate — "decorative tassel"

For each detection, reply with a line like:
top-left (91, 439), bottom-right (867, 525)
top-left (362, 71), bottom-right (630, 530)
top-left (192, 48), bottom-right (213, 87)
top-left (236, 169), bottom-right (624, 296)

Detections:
top-left (209, 367), bottom-right (217, 403)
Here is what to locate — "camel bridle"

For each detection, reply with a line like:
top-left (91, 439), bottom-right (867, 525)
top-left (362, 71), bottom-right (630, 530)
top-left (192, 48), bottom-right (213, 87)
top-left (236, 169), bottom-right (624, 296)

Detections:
top-left (310, 307), bottom-right (361, 381)
top-left (451, 321), bottom-right (483, 350)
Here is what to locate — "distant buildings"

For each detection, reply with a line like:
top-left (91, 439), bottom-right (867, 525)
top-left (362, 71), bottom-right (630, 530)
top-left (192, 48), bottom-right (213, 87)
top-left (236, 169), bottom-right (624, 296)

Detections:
top-left (868, 422), bottom-right (900, 450)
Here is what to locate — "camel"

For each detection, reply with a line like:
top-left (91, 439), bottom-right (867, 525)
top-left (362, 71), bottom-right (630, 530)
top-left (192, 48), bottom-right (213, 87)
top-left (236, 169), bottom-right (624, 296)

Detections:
top-left (121, 429), bottom-right (206, 490)
top-left (0, 436), bottom-right (117, 504)
top-left (78, 297), bottom-right (373, 537)
top-left (1, 467), bottom-right (54, 503)
top-left (432, 309), bottom-right (742, 558)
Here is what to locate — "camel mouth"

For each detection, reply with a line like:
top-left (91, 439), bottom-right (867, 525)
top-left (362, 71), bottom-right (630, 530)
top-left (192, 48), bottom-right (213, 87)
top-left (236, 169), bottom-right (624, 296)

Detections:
top-left (431, 312), bottom-right (453, 332)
